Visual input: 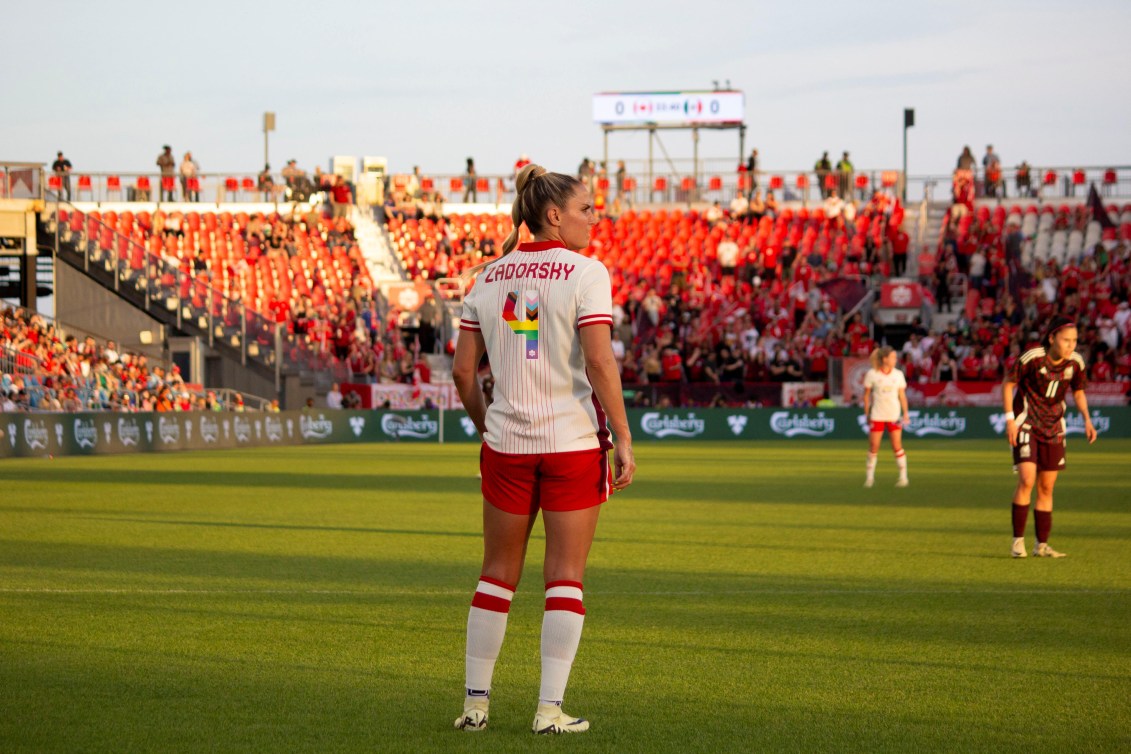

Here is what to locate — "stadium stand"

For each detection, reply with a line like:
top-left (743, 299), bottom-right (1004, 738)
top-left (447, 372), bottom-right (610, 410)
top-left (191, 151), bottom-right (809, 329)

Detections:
top-left (0, 304), bottom-right (226, 411)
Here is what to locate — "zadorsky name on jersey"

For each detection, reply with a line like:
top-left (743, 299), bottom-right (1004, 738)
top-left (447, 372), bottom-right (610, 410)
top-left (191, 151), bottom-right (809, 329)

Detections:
top-left (769, 411), bottom-right (836, 437)
top-left (640, 412), bottom-right (706, 438)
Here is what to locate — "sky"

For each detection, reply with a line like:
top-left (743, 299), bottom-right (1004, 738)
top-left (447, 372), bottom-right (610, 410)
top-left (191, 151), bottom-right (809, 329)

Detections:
top-left (3, 0), bottom-right (1129, 180)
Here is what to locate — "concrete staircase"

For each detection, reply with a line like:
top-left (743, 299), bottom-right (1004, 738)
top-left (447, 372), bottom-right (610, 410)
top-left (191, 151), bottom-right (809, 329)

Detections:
top-left (351, 208), bottom-right (406, 290)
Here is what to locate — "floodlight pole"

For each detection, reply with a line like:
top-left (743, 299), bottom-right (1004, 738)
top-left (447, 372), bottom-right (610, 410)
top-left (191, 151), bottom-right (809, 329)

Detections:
top-left (603, 127), bottom-right (609, 182)
top-left (263, 111), bottom-right (276, 169)
top-left (902, 108), bottom-right (914, 203)
top-left (647, 127), bottom-right (654, 199)
top-left (692, 127), bottom-right (699, 203)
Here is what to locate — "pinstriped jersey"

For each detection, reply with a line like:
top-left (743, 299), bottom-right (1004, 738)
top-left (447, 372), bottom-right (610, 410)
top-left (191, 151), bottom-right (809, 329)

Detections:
top-left (1008, 347), bottom-right (1087, 440)
top-left (460, 240), bottom-right (614, 454)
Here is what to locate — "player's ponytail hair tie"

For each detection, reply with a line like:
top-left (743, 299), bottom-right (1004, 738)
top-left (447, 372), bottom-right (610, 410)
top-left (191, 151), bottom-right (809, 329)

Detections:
top-left (1041, 316), bottom-right (1076, 348)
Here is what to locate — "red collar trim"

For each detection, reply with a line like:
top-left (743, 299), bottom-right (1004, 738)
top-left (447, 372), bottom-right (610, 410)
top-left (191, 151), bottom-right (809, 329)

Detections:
top-left (517, 240), bottom-right (567, 252)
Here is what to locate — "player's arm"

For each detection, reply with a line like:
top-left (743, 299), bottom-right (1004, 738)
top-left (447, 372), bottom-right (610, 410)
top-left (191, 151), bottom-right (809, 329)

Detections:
top-left (452, 329), bottom-right (488, 437)
top-left (862, 386), bottom-right (871, 419)
top-left (898, 387), bottom-right (910, 426)
top-left (580, 324), bottom-right (635, 490)
top-left (1002, 379), bottom-right (1019, 446)
top-left (1074, 388), bottom-right (1097, 443)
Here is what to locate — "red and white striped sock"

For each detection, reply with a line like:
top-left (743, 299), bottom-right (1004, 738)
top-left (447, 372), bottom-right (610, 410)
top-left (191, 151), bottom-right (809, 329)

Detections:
top-left (539, 581), bottom-right (586, 706)
top-left (895, 449), bottom-right (907, 477)
top-left (464, 576), bottom-right (515, 695)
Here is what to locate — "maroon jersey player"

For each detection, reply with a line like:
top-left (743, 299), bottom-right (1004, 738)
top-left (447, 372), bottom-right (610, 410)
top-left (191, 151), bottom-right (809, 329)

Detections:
top-left (1002, 316), bottom-right (1097, 558)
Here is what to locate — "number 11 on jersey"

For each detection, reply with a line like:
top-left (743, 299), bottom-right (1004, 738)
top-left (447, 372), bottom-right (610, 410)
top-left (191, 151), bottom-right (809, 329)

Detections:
top-left (503, 290), bottom-right (539, 359)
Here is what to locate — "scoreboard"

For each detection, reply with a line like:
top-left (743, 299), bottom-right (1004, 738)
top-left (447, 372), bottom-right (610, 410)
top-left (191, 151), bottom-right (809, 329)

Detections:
top-left (593, 91), bottom-right (745, 125)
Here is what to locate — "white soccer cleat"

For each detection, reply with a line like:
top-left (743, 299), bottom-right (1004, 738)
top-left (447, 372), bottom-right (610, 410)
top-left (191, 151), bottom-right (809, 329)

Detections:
top-left (454, 701), bottom-right (489, 731)
top-left (895, 477), bottom-right (909, 487)
top-left (1033, 542), bottom-right (1067, 558)
top-left (1011, 538), bottom-right (1027, 558)
top-left (864, 478), bottom-right (874, 488)
top-left (532, 705), bottom-right (589, 734)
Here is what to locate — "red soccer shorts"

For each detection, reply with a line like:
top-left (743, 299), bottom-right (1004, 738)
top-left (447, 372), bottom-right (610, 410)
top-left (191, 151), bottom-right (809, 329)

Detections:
top-left (870, 420), bottom-right (903, 433)
top-left (480, 443), bottom-right (610, 515)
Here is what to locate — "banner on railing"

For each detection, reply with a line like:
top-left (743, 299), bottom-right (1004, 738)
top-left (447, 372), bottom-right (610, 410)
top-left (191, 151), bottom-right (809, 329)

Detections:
top-left (2, 407), bottom-right (1127, 458)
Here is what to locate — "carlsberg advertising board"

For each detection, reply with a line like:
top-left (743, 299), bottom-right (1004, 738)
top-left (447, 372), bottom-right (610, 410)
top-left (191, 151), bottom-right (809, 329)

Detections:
top-left (2, 407), bottom-right (1128, 457)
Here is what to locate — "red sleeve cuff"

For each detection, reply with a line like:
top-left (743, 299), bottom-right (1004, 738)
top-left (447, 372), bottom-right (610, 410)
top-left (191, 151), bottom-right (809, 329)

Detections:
top-left (578, 314), bottom-right (614, 329)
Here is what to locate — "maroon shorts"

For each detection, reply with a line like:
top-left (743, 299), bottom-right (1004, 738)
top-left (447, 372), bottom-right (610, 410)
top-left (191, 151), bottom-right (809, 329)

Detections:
top-left (870, 421), bottom-right (903, 433)
top-left (1012, 429), bottom-right (1067, 472)
top-left (480, 443), bottom-right (611, 516)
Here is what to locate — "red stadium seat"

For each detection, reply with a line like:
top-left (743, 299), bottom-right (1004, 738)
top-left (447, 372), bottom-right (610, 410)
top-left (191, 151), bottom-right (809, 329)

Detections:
top-left (476, 178), bottom-right (489, 193)
top-left (855, 174), bottom-right (869, 189)
top-left (241, 178), bottom-right (256, 192)
top-left (737, 174), bottom-right (751, 191)
top-left (769, 175), bottom-right (783, 190)
top-left (449, 177), bottom-right (464, 192)
top-left (1072, 169), bottom-right (1086, 186)
top-left (680, 177), bottom-right (696, 192)
top-left (1043, 170), bottom-right (1058, 186)
top-left (708, 176), bottom-right (722, 191)
top-left (796, 175), bottom-right (809, 189)
top-left (597, 177), bottom-right (610, 191)
top-left (77, 175), bottom-right (92, 194)
top-left (421, 177), bottom-right (434, 191)
top-left (136, 176), bottom-right (151, 191)
top-left (622, 177), bottom-right (636, 192)
top-left (48, 175), bottom-right (62, 190)
top-left (823, 174), bottom-right (838, 190)
top-left (1103, 169), bottom-right (1117, 185)
top-left (107, 175), bottom-right (121, 193)
top-left (653, 176), bottom-right (668, 192)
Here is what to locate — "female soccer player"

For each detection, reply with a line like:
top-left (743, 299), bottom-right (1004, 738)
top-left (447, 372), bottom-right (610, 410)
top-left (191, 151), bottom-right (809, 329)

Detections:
top-left (1003, 316), bottom-right (1096, 558)
top-left (862, 345), bottom-right (910, 487)
top-left (451, 163), bottom-right (635, 734)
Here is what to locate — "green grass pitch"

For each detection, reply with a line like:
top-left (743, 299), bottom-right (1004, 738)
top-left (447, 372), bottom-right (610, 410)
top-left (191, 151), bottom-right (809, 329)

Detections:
top-left (1, 440), bottom-right (1128, 753)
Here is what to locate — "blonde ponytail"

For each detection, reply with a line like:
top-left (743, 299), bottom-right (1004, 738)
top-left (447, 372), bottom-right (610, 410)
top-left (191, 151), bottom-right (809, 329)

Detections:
top-left (464, 163), bottom-right (581, 278)
top-left (870, 345), bottom-right (894, 370)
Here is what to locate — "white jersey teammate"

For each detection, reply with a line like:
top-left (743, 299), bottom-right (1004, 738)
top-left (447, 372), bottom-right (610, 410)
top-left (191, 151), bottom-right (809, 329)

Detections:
top-left (862, 345), bottom-right (910, 487)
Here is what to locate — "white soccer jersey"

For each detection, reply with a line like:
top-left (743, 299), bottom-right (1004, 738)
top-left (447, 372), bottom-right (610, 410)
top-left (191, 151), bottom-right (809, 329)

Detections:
top-left (459, 240), bottom-right (614, 454)
top-left (864, 366), bottom-right (907, 422)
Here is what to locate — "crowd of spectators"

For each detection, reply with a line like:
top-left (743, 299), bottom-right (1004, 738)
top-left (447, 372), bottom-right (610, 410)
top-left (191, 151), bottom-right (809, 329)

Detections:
top-left (928, 200), bottom-right (1131, 388)
top-left (0, 306), bottom-right (228, 412)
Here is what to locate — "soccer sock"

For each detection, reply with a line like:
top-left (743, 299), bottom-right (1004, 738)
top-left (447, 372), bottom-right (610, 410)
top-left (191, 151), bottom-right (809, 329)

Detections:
top-left (894, 449), bottom-right (907, 478)
top-left (1011, 504), bottom-right (1029, 538)
top-left (539, 581), bottom-right (586, 706)
top-left (865, 453), bottom-right (878, 479)
top-left (1034, 509), bottom-right (1052, 544)
top-left (464, 576), bottom-right (515, 697)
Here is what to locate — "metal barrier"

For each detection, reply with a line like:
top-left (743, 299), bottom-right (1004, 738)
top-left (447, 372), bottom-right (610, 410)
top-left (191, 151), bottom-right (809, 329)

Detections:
top-left (41, 171), bottom-right (324, 205)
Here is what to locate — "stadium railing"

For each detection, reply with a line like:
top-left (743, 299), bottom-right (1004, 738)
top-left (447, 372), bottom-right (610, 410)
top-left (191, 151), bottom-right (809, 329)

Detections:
top-left (40, 171), bottom-right (321, 206)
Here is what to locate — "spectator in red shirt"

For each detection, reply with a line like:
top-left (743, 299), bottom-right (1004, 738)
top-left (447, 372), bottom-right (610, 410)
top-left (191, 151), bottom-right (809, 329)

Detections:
top-left (331, 176), bottom-right (352, 220)
top-left (959, 349), bottom-right (982, 380)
